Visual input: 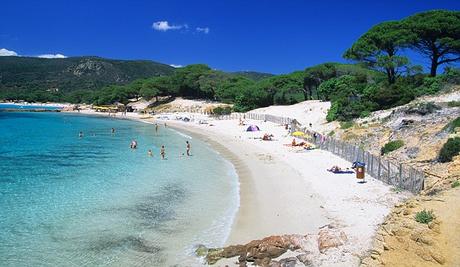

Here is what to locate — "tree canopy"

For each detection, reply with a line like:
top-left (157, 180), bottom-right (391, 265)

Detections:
top-left (402, 10), bottom-right (460, 76)
top-left (344, 21), bottom-right (412, 84)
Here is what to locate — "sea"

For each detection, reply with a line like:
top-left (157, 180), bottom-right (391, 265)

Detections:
top-left (0, 111), bottom-right (239, 266)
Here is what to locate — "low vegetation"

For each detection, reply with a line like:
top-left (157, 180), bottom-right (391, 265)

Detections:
top-left (415, 209), bottom-right (435, 224)
top-left (438, 137), bottom-right (460, 163)
top-left (445, 116), bottom-right (460, 133)
top-left (340, 121), bottom-right (354, 129)
top-left (381, 140), bottom-right (405, 155)
top-left (452, 180), bottom-right (460, 188)
top-left (212, 106), bottom-right (232, 115)
top-left (447, 101), bottom-right (460, 107)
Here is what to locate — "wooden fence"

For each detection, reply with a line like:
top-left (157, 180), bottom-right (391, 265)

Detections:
top-left (214, 112), bottom-right (425, 193)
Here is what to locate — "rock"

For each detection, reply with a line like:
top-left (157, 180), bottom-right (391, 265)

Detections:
top-left (430, 250), bottom-right (446, 264)
top-left (371, 240), bottom-right (384, 255)
top-left (201, 234), bottom-right (311, 265)
top-left (317, 226), bottom-right (348, 252)
top-left (296, 253), bottom-right (312, 266)
top-left (278, 257), bottom-right (298, 267)
top-left (360, 257), bottom-right (378, 266)
top-left (269, 260), bottom-right (281, 267)
top-left (415, 247), bottom-right (433, 261)
top-left (206, 248), bottom-right (225, 265)
top-left (195, 244), bottom-right (208, 257)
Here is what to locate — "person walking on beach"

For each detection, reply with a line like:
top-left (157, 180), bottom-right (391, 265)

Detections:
top-left (160, 145), bottom-right (166, 159)
top-left (186, 141), bottom-right (191, 156)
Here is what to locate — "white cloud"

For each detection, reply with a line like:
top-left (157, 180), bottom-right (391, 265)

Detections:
top-left (196, 27), bottom-right (210, 34)
top-left (0, 48), bottom-right (18, 56)
top-left (37, 54), bottom-right (67, 59)
top-left (152, 21), bottom-right (185, 31)
top-left (169, 64), bottom-right (183, 68)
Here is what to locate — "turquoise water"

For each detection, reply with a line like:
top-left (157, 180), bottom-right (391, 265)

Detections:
top-left (0, 103), bottom-right (63, 110)
top-left (0, 112), bottom-right (239, 266)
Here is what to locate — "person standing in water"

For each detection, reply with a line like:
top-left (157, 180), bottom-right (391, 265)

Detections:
top-left (186, 141), bottom-right (191, 156)
top-left (130, 140), bottom-right (137, 149)
top-left (111, 128), bottom-right (115, 134)
top-left (148, 149), bottom-right (153, 157)
top-left (155, 123), bottom-right (159, 133)
top-left (160, 145), bottom-right (165, 159)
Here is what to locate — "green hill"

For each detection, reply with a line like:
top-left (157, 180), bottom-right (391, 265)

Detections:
top-left (230, 71), bottom-right (274, 81)
top-left (0, 56), bottom-right (174, 100)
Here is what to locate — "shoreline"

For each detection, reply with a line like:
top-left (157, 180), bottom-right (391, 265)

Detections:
top-left (61, 110), bottom-right (410, 266)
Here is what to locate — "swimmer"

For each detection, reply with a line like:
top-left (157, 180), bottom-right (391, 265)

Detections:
top-left (130, 140), bottom-right (138, 149)
top-left (186, 141), bottom-right (191, 156)
top-left (148, 149), bottom-right (153, 157)
top-left (160, 145), bottom-right (165, 159)
top-left (79, 131), bottom-right (83, 138)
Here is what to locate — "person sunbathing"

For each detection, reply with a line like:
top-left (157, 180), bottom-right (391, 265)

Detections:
top-left (262, 133), bottom-right (274, 141)
top-left (327, 165), bottom-right (342, 173)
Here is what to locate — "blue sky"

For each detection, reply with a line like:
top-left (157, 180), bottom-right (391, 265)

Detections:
top-left (1, 0), bottom-right (459, 74)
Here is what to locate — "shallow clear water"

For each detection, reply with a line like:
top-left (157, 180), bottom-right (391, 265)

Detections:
top-left (0, 112), bottom-right (239, 266)
top-left (0, 104), bottom-right (63, 110)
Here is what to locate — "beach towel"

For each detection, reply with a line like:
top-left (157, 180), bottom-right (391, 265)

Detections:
top-left (327, 170), bottom-right (355, 174)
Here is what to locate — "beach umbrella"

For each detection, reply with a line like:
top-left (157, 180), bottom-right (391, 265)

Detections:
top-left (292, 131), bottom-right (305, 137)
top-left (246, 125), bottom-right (260, 132)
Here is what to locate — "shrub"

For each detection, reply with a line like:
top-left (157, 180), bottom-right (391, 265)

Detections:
top-left (326, 102), bottom-right (339, 122)
top-left (447, 101), bottom-right (460, 107)
top-left (415, 209), bottom-right (435, 224)
top-left (446, 117), bottom-right (460, 133)
top-left (328, 131), bottom-right (335, 136)
top-left (340, 121), bottom-right (354, 129)
top-left (381, 140), bottom-right (405, 155)
top-left (405, 102), bottom-right (441, 116)
top-left (360, 110), bottom-right (371, 118)
top-left (212, 106), bottom-right (232, 115)
top-left (439, 137), bottom-right (460, 163)
top-left (452, 180), bottom-right (460, 188)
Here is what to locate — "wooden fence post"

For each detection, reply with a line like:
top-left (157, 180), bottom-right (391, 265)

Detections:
top-left (399, 163), bottom-right (403, 189)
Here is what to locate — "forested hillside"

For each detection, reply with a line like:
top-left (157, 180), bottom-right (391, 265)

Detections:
top-left (1, 10), bottom-right (459, 122)
top-left (0, 56), bottom-right (175, 101)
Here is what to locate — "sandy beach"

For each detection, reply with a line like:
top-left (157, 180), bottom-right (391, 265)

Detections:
top-left (69, 109), bottom-right (410, 266)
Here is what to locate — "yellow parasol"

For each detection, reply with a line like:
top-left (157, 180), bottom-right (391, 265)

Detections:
top-left (292, 131), bottom-right (305, 137)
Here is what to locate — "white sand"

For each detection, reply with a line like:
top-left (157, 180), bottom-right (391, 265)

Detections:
top-left (251, 100), bottom-right (338, 134)
top-left (70, 108), bottom-right (409, 266)
top-left (163, 117), bottom-right (410, 266)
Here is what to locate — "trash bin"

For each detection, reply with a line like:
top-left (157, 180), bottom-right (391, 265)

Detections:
top-left (353, 161), bottom-right (366, 179)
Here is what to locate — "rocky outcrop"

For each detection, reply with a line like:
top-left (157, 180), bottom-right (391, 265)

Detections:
top-left (360, 197), bottom-right (446, 267)
top-left (196, 229), bottom-right (348, 266)
top-left (317, 225), bottom-right (348, 252)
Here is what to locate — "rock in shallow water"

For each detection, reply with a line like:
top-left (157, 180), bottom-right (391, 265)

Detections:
top-left (196, 234), bottom-right (311, 265)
